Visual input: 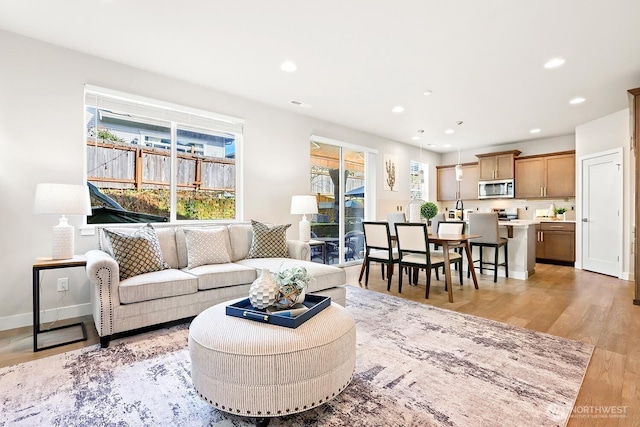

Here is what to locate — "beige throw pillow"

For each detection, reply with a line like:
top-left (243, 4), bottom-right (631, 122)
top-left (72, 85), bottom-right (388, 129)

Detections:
top-left (103, 224), bottom-right (169, 280)
top-left (184, 228), bottom-right (231, 269)
top-left (247, 220), bottom-right (291, 258)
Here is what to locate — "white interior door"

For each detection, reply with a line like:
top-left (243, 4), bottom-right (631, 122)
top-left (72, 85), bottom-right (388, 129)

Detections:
top-left (581, 149), bottom-right (622, 277)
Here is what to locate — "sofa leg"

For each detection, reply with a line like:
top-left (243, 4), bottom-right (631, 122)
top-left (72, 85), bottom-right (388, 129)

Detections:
top-left (100, 336), bottom-right (111, 348)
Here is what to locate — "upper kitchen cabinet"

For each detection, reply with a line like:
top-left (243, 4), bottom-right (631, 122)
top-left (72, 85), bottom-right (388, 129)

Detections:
top-left (459, 163), bottom-right (479, 199)
top-left (476, 150), bottom-right (521, 180)
top-left (437, 165), bottom-right (458, 201)
top-left (515, 151), bottom-right (575, 198)
top-left (437, 163), bottom-right (478, 201)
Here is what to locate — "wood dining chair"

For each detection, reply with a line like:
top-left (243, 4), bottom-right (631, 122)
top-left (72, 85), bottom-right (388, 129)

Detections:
top-left (433, 221), bottom-right (465, 285)
top-left (394, 222), bottom-right (462, 298)
top-left (362, 221), bottom-right (399, 290)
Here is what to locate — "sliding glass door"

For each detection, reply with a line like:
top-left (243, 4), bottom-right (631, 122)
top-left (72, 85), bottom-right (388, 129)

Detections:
top-left (310, 138), bottom-right (372, 265)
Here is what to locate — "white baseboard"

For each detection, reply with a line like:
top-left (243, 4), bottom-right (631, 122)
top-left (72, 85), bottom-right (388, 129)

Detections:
top-left (622, 271), bottom-right (634, 281)
top-left (0, 303), bottom-right (92, 332)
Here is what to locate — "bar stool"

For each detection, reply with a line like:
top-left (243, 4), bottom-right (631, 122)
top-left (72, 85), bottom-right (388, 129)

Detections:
top-left (468, 213), bottom-right (508, 283)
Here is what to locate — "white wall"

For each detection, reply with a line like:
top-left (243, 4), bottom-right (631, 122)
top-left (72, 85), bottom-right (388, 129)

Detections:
top-left (0, 30), bottom-right (442, 330)
top-left (575, 109), bottom-right (633, 280)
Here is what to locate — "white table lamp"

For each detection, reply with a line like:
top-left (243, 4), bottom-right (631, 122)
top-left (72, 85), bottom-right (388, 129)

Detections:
top-left (290, 195), bottom-right (318, 242)
top-left (34, 183), bottom-right (92, 259)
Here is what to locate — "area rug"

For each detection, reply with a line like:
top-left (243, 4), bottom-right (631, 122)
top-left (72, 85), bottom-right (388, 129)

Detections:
top-left (0, 286), bottom-right (592, 427)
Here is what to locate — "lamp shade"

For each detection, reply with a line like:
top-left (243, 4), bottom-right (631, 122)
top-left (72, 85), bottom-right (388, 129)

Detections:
top-left (34, 183), bottom-right (92, 216)
top-left (290, 195), bottom-right (318, 215)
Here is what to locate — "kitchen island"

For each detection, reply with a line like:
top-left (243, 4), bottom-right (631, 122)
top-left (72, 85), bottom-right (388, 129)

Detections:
top-left (453, 219), bottom-right (538, 280)
top-left (495, 220), bottom-right (537, 280)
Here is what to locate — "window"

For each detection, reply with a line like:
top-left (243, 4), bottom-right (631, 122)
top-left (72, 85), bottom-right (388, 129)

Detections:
top-left (410, 161), bottom-right (429, 201)
top-left (85, 86), bottom-right (243, 224)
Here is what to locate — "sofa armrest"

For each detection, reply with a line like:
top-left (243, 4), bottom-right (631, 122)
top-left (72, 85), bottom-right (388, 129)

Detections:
top-left (86, 249), bottom-right (121, 338)
top-left (86, 249), bottom-right (120, 288)
top-left (287, 240), bottom-right (310, 261)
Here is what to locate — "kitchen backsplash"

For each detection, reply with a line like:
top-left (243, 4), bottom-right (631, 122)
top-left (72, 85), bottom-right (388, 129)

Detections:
top-left (439, 198), bottom-right (576, 221)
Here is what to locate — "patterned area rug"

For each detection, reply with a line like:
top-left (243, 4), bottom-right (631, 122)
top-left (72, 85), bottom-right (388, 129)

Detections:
top-left (0, 286), bottom-right (593, 426)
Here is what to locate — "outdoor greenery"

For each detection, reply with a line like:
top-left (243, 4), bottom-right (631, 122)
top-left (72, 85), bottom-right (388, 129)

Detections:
top-left (97, 128), bottom-right (124, 142)
top-left (103, 189), bottom-right (235, 220)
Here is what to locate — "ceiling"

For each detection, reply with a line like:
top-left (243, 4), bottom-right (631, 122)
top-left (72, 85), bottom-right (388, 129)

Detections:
top-left (1, 0), bottom-right (640, 153)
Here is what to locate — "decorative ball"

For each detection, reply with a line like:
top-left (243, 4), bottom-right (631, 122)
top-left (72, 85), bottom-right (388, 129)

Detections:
top-left (275, 284), bottom-right (305, 309)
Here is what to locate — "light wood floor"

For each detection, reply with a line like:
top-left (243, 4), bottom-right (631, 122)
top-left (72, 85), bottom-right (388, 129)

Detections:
top-left (1, 263), bottom-right (638, 426)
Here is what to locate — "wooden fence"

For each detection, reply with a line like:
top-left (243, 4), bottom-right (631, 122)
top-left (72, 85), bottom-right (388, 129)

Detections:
top-left (87, 140), bottom-right (235, 192)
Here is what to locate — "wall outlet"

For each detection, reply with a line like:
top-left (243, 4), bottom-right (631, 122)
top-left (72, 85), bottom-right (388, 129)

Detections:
top-left (57, 277), bottom-right (69, 292)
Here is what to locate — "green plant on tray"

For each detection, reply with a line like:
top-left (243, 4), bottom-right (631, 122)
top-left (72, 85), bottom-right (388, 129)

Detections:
top-left (554, 207), bottom-right (566, 215)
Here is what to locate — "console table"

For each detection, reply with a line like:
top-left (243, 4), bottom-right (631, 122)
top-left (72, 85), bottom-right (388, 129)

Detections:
top-left (33, 255), bottom-right (88, 352)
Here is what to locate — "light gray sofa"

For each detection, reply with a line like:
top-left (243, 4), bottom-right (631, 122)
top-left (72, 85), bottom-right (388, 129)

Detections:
top-left (85, 223), bottom-right (346, 347)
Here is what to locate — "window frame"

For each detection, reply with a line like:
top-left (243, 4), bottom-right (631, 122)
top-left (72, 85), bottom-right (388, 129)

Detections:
top-left (83, 85), bottom-right (244, 226)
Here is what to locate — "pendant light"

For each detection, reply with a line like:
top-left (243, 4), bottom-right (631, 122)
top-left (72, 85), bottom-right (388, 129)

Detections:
top-left (455, 146), bottom-right (463, 181)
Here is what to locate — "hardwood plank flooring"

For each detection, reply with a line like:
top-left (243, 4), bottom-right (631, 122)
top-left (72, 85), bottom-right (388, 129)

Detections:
top-left (1, 263), bottom-right (638, 426)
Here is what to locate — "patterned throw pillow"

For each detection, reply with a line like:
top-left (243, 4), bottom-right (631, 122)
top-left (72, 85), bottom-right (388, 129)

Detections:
top-left (247, 220), bottom-right (291, 259)
top-left (184, 228), bottom-right (231, 269)
top-left (103, 224), bottom-right (169, 280)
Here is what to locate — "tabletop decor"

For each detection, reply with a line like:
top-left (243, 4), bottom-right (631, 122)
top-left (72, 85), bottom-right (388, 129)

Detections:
top-left (420, 201), bottom-right (438, 224)
top-left (248, 268), bottom-right (279, 309)
top-left (273, 265), bottom-right (313, 308)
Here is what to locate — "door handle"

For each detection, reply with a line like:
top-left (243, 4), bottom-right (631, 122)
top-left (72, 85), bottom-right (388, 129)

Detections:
top-left (582, 218), bottom-right (588, 222)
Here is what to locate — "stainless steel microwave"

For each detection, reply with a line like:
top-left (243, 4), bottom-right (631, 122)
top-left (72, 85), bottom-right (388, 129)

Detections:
top-left (478, 179), bottom-right (515, 199)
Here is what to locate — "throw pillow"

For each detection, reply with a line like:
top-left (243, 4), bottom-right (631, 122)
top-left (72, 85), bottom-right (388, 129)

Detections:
top-left (103, 224), bottom-right (169, 280)
top-left (247, 220), bottom-right (291, 259)
top-left (184, 227), bottom-right (231, 269)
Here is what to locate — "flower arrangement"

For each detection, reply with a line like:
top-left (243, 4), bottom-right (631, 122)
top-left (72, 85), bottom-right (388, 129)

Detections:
top-left (273, 266), bottom-right (314, 308)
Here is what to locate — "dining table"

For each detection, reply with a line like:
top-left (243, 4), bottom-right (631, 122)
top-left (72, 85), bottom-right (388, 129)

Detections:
top-left (357, 232), bottom-right (481, 303)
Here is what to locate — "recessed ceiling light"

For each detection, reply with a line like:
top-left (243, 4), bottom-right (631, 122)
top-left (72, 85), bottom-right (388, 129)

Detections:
top-left (443, 144), bottom-right (451, 148)
top-left (392, 106), bottom-right (405, 113)
top-left (529, 128), bottom-right (541, 134)
top-left (289, 100), bottom-right (312, 109)
top-left (544, 58), bottom-right (565, 69)
top-left (280, 61), bottom-right (297, 72)
top-left (444, 129), bottom-right (455, 135)
top-left (411, 135), bottom-right (421, 141)
top-left (569, 97), bottom-right (586, 105)
top-left (427, 144), bottom-right (436, 147)
top-left (423, 90), bottom-right (433, 96)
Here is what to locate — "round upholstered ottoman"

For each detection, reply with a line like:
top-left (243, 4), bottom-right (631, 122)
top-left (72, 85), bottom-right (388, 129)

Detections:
top-left (188, 300), bottom-right (356, 424)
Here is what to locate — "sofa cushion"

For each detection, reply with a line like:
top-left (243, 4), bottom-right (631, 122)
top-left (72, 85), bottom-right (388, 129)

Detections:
top-left (227, 223), bottom-right (253, 262)
top-left (186, 263), bottom-right (258, 291)
top-left (235, 258), bottom-right (345, 293)
top-left (103, 224), bottom-right (169, 280)
top-left (175, 226), bottom-right (232, 269)
top-left (247, 220), bottom-right (290, 259)
top-left (119, 268), bottom-right (198, 304)
top-left (184, 228), bottom-right (231, 269)
top-left (155, 227), bottom-right (179, 269)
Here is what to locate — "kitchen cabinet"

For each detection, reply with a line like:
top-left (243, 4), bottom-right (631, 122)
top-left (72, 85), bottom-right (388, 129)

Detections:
top-left (437, 163), bottom-right (478, 201)
top-left (515, 151), bottom-right (575, 198)
top-left (536, 222), bottom-right (575, 263)
top-left (476, 150), bottom-right (521, 180)
top-left (459, 164), bottom-right (479, 199)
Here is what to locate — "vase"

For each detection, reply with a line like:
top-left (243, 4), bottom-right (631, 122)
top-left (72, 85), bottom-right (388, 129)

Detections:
top-left (274, 285), bottom-right (306, 309)
top-left (248, 268), bottom-right (279, 309)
